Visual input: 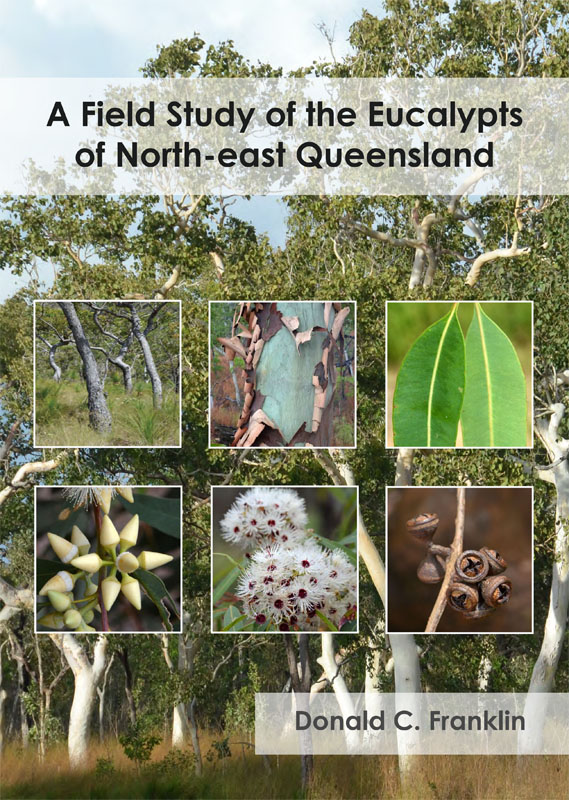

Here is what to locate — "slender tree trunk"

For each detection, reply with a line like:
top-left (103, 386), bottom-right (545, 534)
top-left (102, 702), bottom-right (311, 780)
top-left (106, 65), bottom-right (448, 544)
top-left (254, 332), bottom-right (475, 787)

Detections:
top-left (0, 640), bottom-right (8, 755)
top-left (48, 345), bottom-right (62, 381)
top-left (115, 331), bottom-right (134, 393)
top-left (529, 466), bottom-right (569, 693)
top-left (284, 635), bottom-right (313, 790)
top-left (58, 302), bottom-right (112, 432)
top-left (323, 449), bottom-right (422, 777)
top-left (128, 304), bottom-right (163, 408)
top-left (317, 634), bottom-right (359, 752)
top-left (161, 631), bottom-right (203, 775)
top-left (477, 653), bottom-right (492, 691)
top-left (389, 634), bottom-right (421, 775)
top-left (517, 402), bottom-right (569, 753)
top-left (49, 634), bottom-right (108, 768)
top-left (118, 648), bottom-right (136, 725)
top-left (97, 653), bottom-right (115, 741)
top-left (8, 631), bottom-right (30, 747)
top-left (187, 698), bottom-right (202, 774)
top-left (364, 634), bottom-right (389, 748)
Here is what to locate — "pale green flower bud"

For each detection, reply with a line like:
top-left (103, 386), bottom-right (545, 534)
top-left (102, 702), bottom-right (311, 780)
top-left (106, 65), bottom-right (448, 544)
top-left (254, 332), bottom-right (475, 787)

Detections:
top-left (47, 590), bottom-right (72, 612)
top-left (138, 551), bottom-right (174, 571)
top-left (76, 621), bottom-right (96, 632)
top-left (116, 551), bottom-right (139, 574)
top-left (101, 576), bottom-right (121, 611)
top-left (63, 609), bottom-right (83, 629)
top-left (38, 571), bottom-right (76, 595)
top-left (38, 612), bottom-right (65, 629)
top-left (70, 553), bottom-right (104, 573)
top-left (98, 488), bottom-right (113, 514)
top-left (100, 515), bottom-right (120, 548)
top-left (121, 574), bottom-right (141, 610)
top-left (71, 525), bottom-right (91, 556)
top-left (119, 514), bottom-right (139, 551)
top-left (47, 533), bottom-right (78, 564)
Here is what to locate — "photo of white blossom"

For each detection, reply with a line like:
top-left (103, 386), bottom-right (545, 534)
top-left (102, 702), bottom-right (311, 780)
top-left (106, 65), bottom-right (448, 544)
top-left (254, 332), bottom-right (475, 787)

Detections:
top-left (211, 486), bottom-right (358, 633)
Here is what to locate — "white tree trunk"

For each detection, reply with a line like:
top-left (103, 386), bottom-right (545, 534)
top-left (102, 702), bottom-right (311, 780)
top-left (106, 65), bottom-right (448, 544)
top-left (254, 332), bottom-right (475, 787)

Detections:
top-left (317, 634), bottom-right (359, 752)
top-left (477, 654), bottom-right (492, 692)
top-left (161, 631), bottom-right (203, 774)
top-left (520, 403), bottom-right (569, 753)
top-left (69, 670), bottom-right (97, 766)
top-left (50, 634), bottom-right (108, 767)
top-left (172, 702), bottom-right (189, 747)
top-left (529, 476), bottom-right (569, 693)
top-left (326, 449), bottom-right (421, 776)
top-left (0, 640), bottom-right (8, 755)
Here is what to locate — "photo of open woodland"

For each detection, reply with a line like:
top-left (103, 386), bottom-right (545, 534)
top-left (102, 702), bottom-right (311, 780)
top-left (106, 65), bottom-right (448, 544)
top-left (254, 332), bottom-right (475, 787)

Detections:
top-left (210, 301), bottom-right (355, 447)
top-left (34, 301), bottom-right (181, 447)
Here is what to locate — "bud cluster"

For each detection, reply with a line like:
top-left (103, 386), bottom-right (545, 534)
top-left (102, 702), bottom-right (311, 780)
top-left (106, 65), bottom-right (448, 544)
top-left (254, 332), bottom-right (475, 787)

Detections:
top-left (38, 488), bottom-right (174, 632)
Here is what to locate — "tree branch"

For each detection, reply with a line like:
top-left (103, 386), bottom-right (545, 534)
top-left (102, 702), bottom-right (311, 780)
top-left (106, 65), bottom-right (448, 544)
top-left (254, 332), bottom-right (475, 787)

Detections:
top-left (425, 487), bottom-right (466, 632)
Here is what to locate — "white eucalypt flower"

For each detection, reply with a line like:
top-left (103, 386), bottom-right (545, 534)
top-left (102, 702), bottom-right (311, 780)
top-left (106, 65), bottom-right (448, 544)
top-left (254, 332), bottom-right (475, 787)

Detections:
top-left (38, 489), bottom-right (174, 631)
top-left (219, 487), bottom-right (358, 632)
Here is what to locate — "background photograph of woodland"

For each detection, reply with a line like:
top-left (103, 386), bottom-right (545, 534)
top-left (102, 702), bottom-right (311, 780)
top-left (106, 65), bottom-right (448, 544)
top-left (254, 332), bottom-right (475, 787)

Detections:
top-left (34, 301), bottom-right (181, 448)
top-left (1, 1), bottom-right (569, 799)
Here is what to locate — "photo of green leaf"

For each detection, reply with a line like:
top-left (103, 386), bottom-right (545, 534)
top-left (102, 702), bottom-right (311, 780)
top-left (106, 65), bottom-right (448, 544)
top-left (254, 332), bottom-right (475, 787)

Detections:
top-left (388, 302), bottom-right (532, 447)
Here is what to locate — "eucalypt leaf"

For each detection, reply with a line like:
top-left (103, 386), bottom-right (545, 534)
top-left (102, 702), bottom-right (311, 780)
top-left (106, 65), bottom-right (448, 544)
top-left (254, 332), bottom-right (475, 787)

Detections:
top-left (393, 304), bottom-right (465, 446)
top-left (461, 303), bottom-right (527, 447)
top-left (133, 568), bottom-right (180, 632)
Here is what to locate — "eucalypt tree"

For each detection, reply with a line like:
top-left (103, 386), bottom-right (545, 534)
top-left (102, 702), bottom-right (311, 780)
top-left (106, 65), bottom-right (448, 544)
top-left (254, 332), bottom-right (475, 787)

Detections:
top-left (391, 302), bottom-right (529, 448)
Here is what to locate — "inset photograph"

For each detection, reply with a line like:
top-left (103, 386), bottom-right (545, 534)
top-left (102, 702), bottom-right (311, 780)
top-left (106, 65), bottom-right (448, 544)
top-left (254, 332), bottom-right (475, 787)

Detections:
top-left (34, 300), bottom-right (181, 447)
top-left (209, 301), bottom-right (355, 447)
top-left (212, 485), bottom-right (358, 632)
top-left (386, 301), bottom-right (532, 448)
top-left (36, 486), bottom-right (181, 633)
top-left (386, 486), bottom-right (533, 634)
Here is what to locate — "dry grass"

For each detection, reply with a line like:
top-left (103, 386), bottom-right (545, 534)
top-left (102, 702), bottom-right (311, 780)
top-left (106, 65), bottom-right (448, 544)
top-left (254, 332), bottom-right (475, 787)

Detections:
top-left (35, 379), bottom-right (180, 447)
top-left (2, 735), bottom-right (567, 799)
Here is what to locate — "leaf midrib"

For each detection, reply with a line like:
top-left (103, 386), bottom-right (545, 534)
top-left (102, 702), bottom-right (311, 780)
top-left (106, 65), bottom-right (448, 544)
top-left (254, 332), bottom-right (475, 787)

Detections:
top-left (476, 303), bottom-right (494, 446)
top-left (427, 305), bottom-right (457, 446)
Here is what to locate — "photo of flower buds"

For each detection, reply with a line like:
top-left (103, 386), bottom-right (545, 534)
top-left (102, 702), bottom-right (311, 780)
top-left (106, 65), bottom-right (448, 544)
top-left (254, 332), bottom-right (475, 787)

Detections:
top-left (386, 486), bottom-right (532, 634)
top-left (212, 486), bottom-right (358, 633)
top-left (36, 486), bottom-right (181, 633)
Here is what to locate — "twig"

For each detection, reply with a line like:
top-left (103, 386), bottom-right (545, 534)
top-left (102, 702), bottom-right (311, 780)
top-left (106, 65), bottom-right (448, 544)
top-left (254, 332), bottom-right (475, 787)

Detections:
top-left (94, 503), bottom-right (110, 632)
top-left (425, 487), bottom-right (466, 633)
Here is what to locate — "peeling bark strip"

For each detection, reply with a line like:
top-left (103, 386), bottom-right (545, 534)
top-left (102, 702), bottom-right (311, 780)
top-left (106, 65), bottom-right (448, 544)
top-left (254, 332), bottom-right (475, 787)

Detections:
top-left (218, 302), bottom-right (350, 447)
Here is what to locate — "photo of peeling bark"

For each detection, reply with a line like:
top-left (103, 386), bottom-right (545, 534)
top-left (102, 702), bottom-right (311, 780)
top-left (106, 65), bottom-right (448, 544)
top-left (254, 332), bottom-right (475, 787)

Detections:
top-left (386, 486), bottom-right (533, 634)
top-left (34, 300), bottom-right (181, 447)
top-left (209, 301), bottom-right (355, 447)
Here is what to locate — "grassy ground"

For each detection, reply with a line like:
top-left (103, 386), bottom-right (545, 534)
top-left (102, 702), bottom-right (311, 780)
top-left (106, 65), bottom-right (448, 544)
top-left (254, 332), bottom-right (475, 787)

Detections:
top-left (35, 379), bottom-right (180, 447)
top-left (3, 737), bottom-right (567, 799)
